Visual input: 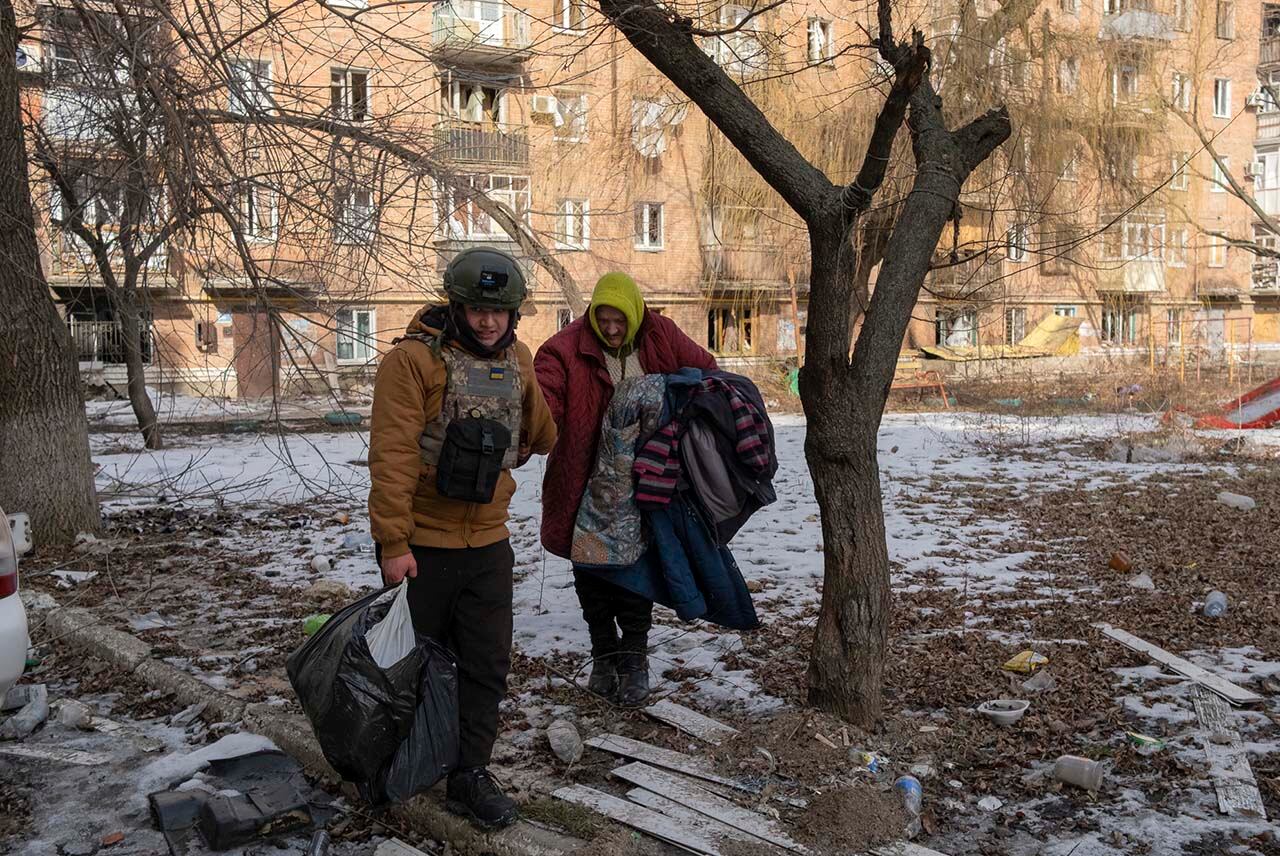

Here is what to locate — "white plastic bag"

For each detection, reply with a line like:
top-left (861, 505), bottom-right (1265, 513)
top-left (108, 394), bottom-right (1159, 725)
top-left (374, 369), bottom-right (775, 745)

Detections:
top-left (364, 583), bottom-right (417, 669)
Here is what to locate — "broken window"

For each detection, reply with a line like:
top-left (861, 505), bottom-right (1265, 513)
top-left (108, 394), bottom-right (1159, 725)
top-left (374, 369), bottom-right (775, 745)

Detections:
top-left (331, 68), bottom-right (370, 122)
top-left (707, 306), bottom-right (753, 354)
top-left (635, 202), bottom-right (663, 250)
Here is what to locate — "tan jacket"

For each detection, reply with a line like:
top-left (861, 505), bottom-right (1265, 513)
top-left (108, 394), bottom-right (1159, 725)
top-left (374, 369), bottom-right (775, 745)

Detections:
top-left (369, 307), bottom-right (557, 557)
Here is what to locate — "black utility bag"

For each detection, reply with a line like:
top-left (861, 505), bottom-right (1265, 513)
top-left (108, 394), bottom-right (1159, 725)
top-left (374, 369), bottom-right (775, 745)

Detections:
top-left (436, 417), bottom-right (511, 504)
top-left (286, 587), bottom-right (460, 805)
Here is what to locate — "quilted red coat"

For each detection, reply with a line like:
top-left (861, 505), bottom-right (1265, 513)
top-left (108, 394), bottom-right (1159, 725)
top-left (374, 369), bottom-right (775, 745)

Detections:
top-left (534, 311), bottom-right (717, 559)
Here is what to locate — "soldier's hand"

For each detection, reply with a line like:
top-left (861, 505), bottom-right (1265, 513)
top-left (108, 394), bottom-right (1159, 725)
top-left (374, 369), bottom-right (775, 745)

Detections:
top-left (382, 552), bottom-right (418, 585)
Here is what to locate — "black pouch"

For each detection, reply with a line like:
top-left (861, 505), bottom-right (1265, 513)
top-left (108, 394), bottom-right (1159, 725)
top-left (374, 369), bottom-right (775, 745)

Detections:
top-left (436, 417), bottom-right (511, 504)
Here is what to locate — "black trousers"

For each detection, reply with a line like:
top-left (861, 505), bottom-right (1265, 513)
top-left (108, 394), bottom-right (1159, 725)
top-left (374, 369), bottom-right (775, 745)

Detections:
top-left (393, 540), bottom-right (514, 770)
top-left (572, 568), bottom-right (653, 659)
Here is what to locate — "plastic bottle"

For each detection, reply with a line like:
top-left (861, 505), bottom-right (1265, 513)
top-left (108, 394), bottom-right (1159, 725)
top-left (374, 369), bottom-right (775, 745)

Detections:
top-left (1203, 591), bottom-right (1228, 617)
top-left (894, 774), bottom-right (923, 815)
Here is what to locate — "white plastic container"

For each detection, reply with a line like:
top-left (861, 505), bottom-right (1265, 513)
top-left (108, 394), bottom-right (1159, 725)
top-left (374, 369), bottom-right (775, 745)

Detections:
top-left (1054, 755), bottom-right (1103, 791)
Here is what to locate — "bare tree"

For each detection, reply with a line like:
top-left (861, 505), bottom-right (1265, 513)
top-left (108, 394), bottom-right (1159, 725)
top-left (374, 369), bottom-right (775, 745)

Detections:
top-left (0, 0), bottom-right (100, 544)
top-left (595, 0), bottom-right (1010, 723)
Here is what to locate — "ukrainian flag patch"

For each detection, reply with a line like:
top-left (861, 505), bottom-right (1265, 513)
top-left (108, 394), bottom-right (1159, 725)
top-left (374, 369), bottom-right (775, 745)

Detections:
top-left (489, 367), bottom-right (506, 381)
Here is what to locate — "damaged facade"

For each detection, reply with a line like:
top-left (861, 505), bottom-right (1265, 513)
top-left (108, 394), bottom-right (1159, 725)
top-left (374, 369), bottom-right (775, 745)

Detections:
top-left (14, 0), bottom-right (1279, 399)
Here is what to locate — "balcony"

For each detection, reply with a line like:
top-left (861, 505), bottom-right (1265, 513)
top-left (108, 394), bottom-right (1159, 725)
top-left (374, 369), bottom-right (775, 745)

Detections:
top-left (1097, 258), bottom-right (1166, 293)
top-left (41, 87), bottom-right (129, 143)
top-left (1263, 36), bottom-right (1280, 66)
top-left (435, 121), bottom-right (529, 166)
top-left (1099, 9), bottom-right (1176, 42)
top-left (1260, 112), bottom-right (1280, 141)
top-left (700, 243), bottom-right (790, 290)
top-left (67, 319), bottom-right (152, 365)
top-left (431, 2), bottom-right (531, 66)
top-left (1101, 95), bottom-right (1166, 133)
top-left (51, 232), bottom-right (168, 278)
top-left (926, 254), bottom-right (1007, 300)
top-left (1197, 274), bottom-right (1245, 298)
top-left (1251, 259), bottom-right (1280, 293)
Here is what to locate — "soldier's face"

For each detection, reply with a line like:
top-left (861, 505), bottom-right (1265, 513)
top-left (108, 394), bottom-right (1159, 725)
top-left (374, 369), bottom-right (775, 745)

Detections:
top-left (595, 306), bottom-right (628, 350)
top-left (464, 306), bottom-right (510, 348)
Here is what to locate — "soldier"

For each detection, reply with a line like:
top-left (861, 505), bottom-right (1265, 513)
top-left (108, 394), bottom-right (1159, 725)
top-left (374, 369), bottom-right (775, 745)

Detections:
top-left (369, 247), bottom-right (557, 828)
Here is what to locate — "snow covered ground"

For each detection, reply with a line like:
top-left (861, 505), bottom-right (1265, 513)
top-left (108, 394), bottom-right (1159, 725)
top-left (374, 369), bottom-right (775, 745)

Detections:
top-left (79, 410), bottom-right (1279, 855)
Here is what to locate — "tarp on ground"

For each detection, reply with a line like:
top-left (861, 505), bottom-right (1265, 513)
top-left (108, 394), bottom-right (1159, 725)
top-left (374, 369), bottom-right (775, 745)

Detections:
top-left (922, 315), bottom-right (1084, 361)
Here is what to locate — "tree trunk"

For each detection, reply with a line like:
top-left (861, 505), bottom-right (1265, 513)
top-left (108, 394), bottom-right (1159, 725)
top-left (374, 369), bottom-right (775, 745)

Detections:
top-left (0, 0), bottom-right (101, 544)
top-left (800, 224), bottom-right (893, 725)
top-left (114, 283), bottom-right (162, 449)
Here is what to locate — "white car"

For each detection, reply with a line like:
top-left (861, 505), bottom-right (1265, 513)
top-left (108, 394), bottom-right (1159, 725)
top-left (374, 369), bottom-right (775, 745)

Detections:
top-left (0, 508), bottom-right (30, 700)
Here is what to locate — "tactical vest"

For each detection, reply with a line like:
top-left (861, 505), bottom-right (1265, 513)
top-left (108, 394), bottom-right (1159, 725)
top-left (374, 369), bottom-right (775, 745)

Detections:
top-left (403, 333), bottom-right (523, 471)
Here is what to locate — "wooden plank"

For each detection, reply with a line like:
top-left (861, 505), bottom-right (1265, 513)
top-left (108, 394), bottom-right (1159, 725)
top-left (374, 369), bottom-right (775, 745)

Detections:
top-left (1192, 686), bottom-right (1268, 819)
top-left (626, 788), bottom-right (774, 849)
top-left (373, 841), bottom-right (433, 856)
top-left (0, 744), bottom-right (111, 766)
top-left (585, 734), bottom-right (748, 791)
top-left (554, 785), bottom-right (723, 856)
top-left (612, 762), bottom-right (807, 853)
top-left (1098, 625), bottom-right (1263, 706)
top-left (644, 699), bottom-right (739, 746)
top-left (870, 843), bottom-right (954, 856)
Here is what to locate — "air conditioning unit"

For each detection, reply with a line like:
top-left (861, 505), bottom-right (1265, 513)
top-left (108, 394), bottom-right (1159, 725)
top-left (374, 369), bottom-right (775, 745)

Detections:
top-left (530, 94), bottom-right (558, 115)
top-left (15, 42), bottom-right (41, 73)
top-left (1246, 160), bottom-right (1266, 179)
top-left (1246, 90), bottom-right (1267, 109)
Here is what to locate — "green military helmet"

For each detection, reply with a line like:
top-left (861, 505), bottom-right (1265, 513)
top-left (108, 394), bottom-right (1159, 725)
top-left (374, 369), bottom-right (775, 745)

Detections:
top-left (443, 247), bottom-right (528, 310)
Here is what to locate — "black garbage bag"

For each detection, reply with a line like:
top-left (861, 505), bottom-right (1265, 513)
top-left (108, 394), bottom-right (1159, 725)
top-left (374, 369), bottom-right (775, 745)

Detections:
top-left (286, 586), bottom-right (459, 805)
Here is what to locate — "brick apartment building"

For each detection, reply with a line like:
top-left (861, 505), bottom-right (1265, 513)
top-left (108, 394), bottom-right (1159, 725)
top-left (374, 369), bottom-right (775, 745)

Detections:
top-left (17, 0), bottom-right (1279, 399)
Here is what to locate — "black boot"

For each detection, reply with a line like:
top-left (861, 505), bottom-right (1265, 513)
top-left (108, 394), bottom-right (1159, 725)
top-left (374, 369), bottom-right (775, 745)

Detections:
top-left (446, 767), bottom-right (519, 830)
top-left (587, 644), bottom-right (619, 700)
top-left (617, 652), bottom-right (651, 708)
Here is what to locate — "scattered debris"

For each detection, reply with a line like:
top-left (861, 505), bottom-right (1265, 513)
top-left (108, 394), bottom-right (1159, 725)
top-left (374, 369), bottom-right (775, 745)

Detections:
top-left (1202, 590), bottom-right (1228, 617)
top-left (1, 683), bottom-right (44, 713)
top-left (546, 719), bottom-right (584, 765)
top-left (626, 787), bottom-right (763, 847)
top-left (1098, 625), bottom-right (1263, 705)
top-left (304, 579), bottom-right (349, 602)
top-left (373, 841), bottom-right (433, 856)
top-left (850, 748), bottom-right (887, 774)
top-left (56, 699), bottom-right (94, 730)
top-left (1108, 551), bottom-right (1133, 572)
top-left (170, 701), bottom-right (208, 728)
top-left (894, 775), bottom-right (923, 816)
top-left (555, 784), bottom-right (728, 856)
top-left (586, 734), bottom-right (745, 792)
top-left (1216, 491), bottom-right (1257, 512)
top-left (302, 613), bottom-right (332, 636)
top-left (976, 699), bottom-right (1029, 727)
top-left (0, 744), bottom-right (111, 766)
top-left (50, 569), bottom-right (99, 588)
top-left (644, 699), bottom-right (739, 746)
top-left (0, 683), bottom-right (48, 740)
top-left (1001, 651), bottom-right (1048, 674)
top-left (1192, 686), bottom-right (1267, 818)
top-left (814, 732), bottom-right (839, 750)
top-left (128, 612), bottom-right (171, 632)
top-left (1053, 755), bottom-right (1103, 791)
top-left (1128, 573), bottom-right (1156, 590)
top-left (100, 832), bottom-right (124, 848)
top-left (908, 763), bottom-right (935, 781)
top-left (309, 555), bottom-right (333, 574)
top-left (1125, 732), bottom-right (1166, 752)
top-left (1020, 670), bottom-right (1056, 695)
top-left (977, 796), bottom-right (1003, 812)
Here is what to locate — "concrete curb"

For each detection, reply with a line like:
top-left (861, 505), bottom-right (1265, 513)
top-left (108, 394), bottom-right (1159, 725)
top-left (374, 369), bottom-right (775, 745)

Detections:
top-left (34, 600), bottom-right (583, 856)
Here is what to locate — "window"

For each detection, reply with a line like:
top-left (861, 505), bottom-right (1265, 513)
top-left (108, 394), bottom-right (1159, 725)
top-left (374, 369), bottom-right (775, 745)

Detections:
top-left (1171, 153), bottom-right (1189, 191)
top-left (1101, 301), bottom-right (1140, 345)
top-left (1007, 223), bottom-right (1028, 262)
top-left (228, 59), bottom-right (273, 115)
top-left (1210, 239), bottom-right (1227, 267)
top-left (1057, 57), bottom-right (1079, 95)
top-left (1004, 307), bottom-right (1027, 345)
top-left (708, 307), bottom-right (753, 354)
top-left (635, 202), bottom-right (664, 250)
top-left (556, 308), bottom-right (573, 330)
top-left (47, 42), bottom-right (80, 84)
top-left (552, 92), bottom-right (588, 142)
top-left (1167, 309), bottom-right (1184, 345)
top-left (555, 0), bottom-right (587, 30)
top-left (936, 309), bottom-right (978, 347)
top-left (1112, 64), bottom-right (1139, 104)
top-left (1260, 74), bottom-right (1280, 114)
top-left (1174, 0), bottom-right (1192, 30)
top-left (1168, 227), bottom-right (1189, 266)
top-left (1054, 305), bottom-right (1078, 317)
top-left (241, 184), bottom-right (278, 242)
top-left (326, 0), bottom-right (369, 9)
top-left (336, 308), bottom-right (375, 363)
top-left (331, 67), bottom-right (370, 122)
top-left (704, 6), bottom-right (766, 76)
top-left (1104, 0), bottom-right (1121, 14)
top-left (1212, 157), bottom-right (1230, 193)
top-left (1060, 148), bottom-right (1079, 181)
top-left (437, 174), bottom-right (530, 238)
top-left (807, 19), bottom-right (834, 64)
top-left (558, 199), bottom-right (589, 250)
top-left (443, 80), bottom-right (508, 126)
top-left (1171, 72), bottom-right (1191, 111)
top-left (1213, 78), bottom-right (1231, 117)
top-left (1060, 0), bottom-right (1079, 15)
top-left (335, 186), bottom-right (375, 244)
top-left (1216, 0), bottom-right (1235, 38)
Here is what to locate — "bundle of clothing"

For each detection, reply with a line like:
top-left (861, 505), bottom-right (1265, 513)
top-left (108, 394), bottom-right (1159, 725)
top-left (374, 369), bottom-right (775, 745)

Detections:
top-left (571, 368), bottom-right (777, 631)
